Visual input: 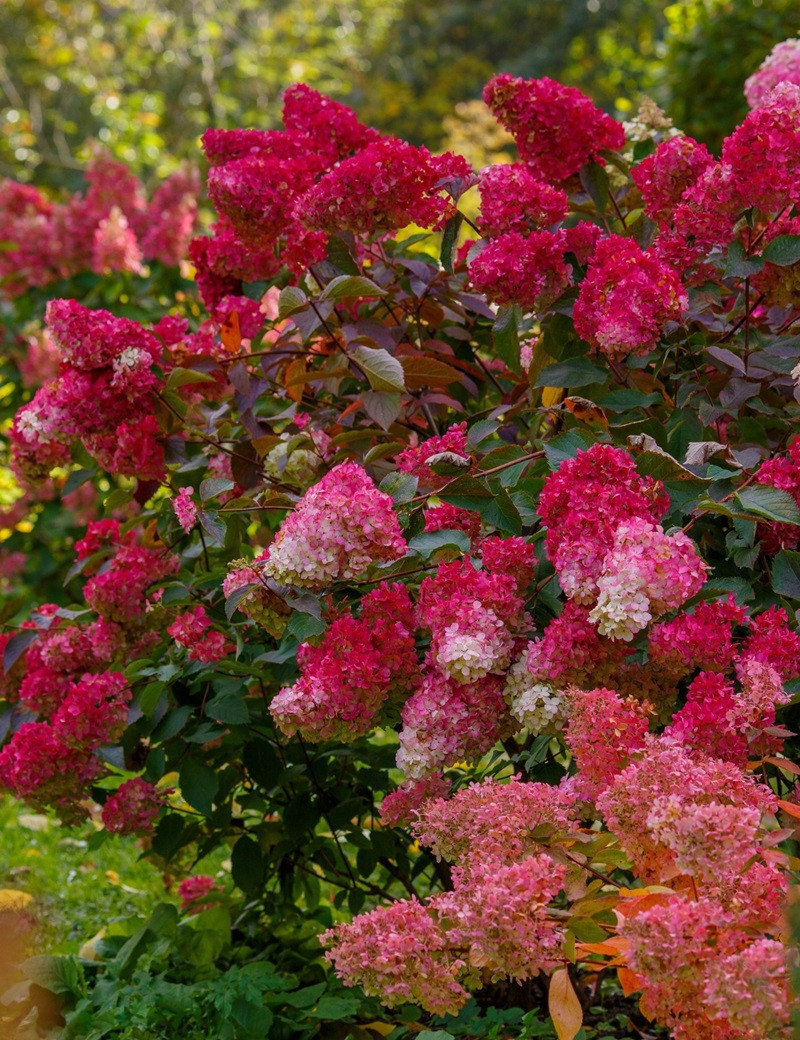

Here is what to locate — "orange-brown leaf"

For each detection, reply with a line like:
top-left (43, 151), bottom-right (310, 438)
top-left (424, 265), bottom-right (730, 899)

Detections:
top-left (548, 968), bottom-right (583, 1040)
top-left (617, 966), bottom-right (643, 997)
top-left (220, 309), bottom-right (242, 353)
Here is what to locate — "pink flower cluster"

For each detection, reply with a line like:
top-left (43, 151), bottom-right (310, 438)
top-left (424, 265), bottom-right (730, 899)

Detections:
top-left (468, 229), bottom-right (572, 311)
top-left (178, 874), bottom-right (223, 912)
top-left (416, 560), bottom-right (527, 682)
top-left (395, 422), bottom-right (469, 488)
top-left (632, 136), bottom-right (714, 228)
top-left (537, 443), bottom-right (668, 604)
top-left (171, 488), bottom-right (197, 533)
top-left (477, 164), bottom-right (568, 236)
top-left (168, 606), bottom-right (232, 663)
top-left (587, 517), bottom-right (707, 641)
top-left (597, 738), bottom-right (777, 882)
top-left (396, 666), bottom-right (508, 779)
top-left (0, 522), bottom-right (178, 821)
top-left (622, 894), bottom-right (791, 1039)
top-left (296, 140), bottom-right (473, 235)
top-left (482, 74), bottom-right (625, 184)
top-left (745, 37), bottom-right (800, 109)
top-left (101, 777), bottom-right (165, 835)
top-left (262, 463), bottom-right (407, 588)
top-left (270, 583), bottom-right (419, 742)
top-left (0, 670), bottom-right (130, 820)
top-left (0, 155), bottom-right (198, 297)
top-left (563, 686), bottom-right (650, 801)
top-left (327, 777), bottom-right (572, 1013)
top-left (195, 83), bottom-right (472, 308)
top-left (10, 300), bottom-right (166, 485)
top-left (573, 235), bottom-right (688, 360)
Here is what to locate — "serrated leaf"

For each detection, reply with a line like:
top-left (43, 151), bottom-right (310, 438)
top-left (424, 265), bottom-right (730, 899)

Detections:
top-left (379, 471), bottom-right (418, 503)
top-left (352, 346), bottom-right (405, 392)
top-left (198, 509), bottom-right (226, 547)
top-left (400, 356), bottom-right (461, 389)
top-left (363, 391), bottom-right (402, 431)
top-left (535, 357), bottom-right (606, 388)
top-left (205, 693), bottom-right (250, 725)
top-left (772, 549), bottom-right (800, 600)
top-left (179, 759), bottom-right (219, 816)
top-left (278, 286), bottom-right (308, 320)
top-left (440, 213), bottom-right (464, 273)
top-left (735, 485), bottom-right (800, 525)
top-left (408, 529), bottom-right (471, 557)
top-left (761, 234), bottom-right (800, 267)
top-left (319, 275), bottom-right (387, 301)
top-left (493, 305), bottom-right (521, 374)
top-left (543, 429), bottom-right (595, 470)
top-left (166, 367), bottom-right (217, 389)
top-left (3, 629), bottom-right (38, 672)
top-left (548, 968), bottom-right (583, 1040)
top-left (200, 477), bottom-right (235, 502)
top-left (326, 235), bottom-right (360, 276)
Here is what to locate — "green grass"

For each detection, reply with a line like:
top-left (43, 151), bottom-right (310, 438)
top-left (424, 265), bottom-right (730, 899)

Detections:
top-left (0, 796), bottom-right (176, 954)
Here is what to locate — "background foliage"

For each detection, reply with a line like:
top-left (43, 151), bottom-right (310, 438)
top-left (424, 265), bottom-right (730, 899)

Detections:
top-left (1, 0), bottom-right (797, 187)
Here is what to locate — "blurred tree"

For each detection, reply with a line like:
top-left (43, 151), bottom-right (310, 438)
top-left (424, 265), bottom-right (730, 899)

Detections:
top-left (0, 0), bottom-right (404, 187)
top-left (661, 0), bottom-right (799, 153)
top-left (1, 0), bottom-right (797, 189)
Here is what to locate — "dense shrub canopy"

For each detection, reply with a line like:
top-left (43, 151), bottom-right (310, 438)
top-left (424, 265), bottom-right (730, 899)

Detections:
top-left (3, 38), bottom-right (800, 1040)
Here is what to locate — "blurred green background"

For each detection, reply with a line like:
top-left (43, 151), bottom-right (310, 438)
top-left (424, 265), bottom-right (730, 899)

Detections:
top-left (1, 0), bottom-right (797, 191)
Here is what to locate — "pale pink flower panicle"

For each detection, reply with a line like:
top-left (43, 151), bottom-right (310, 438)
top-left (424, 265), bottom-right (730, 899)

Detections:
top-left (745, 38), bottom-right (800, 109)
top-left (262, 462), bottom-right (407, 588)
top-left (323, 899), bottom-right (469, 1017)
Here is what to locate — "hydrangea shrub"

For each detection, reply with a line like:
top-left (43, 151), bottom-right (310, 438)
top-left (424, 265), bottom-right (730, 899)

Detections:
top-left (3, 54), bottom-right (800, 1040)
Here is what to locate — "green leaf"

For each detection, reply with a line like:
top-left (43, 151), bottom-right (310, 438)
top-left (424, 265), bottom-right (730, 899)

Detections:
top-left (309, 995), bottom-right (362, 1020)
top-left (761, 234), bottom-right (800, 267)
top-left (438, 475), bottom-right (521, 534)
top-left (440, 213), bottom-right (464, 274)
top-left (200, 477), bottom-right (235, 501)
top-left (166, 367), bottom-right (217, 389)
top-left (493, 305), bottom-right (521, 374)
top-left (179, 758), bottom-right (219, 816)
top-left (198, 509), bottom-right (227, 547)
top-left (599, 389), bottom-right (662, 412)
top-left (735, 485), bottom-right (800, 525)
top-left (284, 982), bottom-right (327, 1009)
top-left (231, 835), bottom-right (265, 895)
top-left (535, 357), bottom-right (606, 388)
top-left (379, 471), bottom-right (418, 503)
top-left (326, 235), bottom-right (360, 276)
top-left (363, 390), bottom-right (402, 430)
top-left (319, 275), bottom-right (387, 301)
top-left (579, 161), bottom-right (610, 215)
top-left (352, 346), bottom-right (405, 392)
top-left (467, 420), bottom-right (500, 448)
top-left (287, 611), bottom-right (326, 641)
top-left (772, 549), bottom-right (800, 600)
top-left (408, 529), bottom-right (471, 557)
top-left (543, 430), bottom-right (595, 470)
top-left (278, 285), bottom-right (308, 320)
top-left (205, 692), bottom-right (250, 725)
top-left (63, 468), bottom-right (95, 496)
